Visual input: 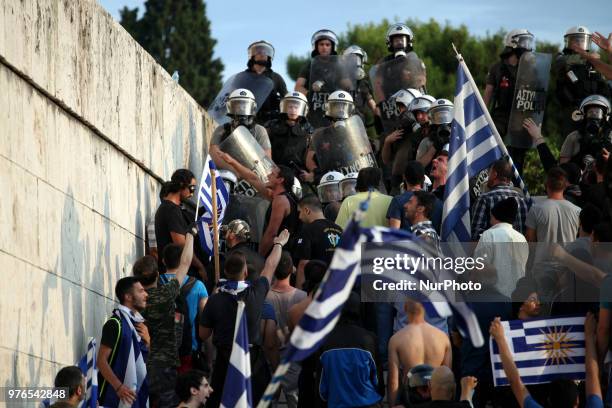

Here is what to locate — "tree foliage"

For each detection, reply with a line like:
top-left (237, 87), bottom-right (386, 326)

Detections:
top-left (119, 0), bottom-right (224, 107)
top-left (288, 19), bottom-right (569, 192)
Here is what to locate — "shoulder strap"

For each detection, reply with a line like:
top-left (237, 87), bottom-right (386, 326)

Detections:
top-left (180, 277), bottom-right (197, 297)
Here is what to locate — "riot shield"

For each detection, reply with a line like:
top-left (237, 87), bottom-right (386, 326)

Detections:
top-left (506, 52), bottom-right (552, 148)
top-left (311, 115), bottom-right (377, 175)
top-left (369, 53), bottom-right (427, 132)
top-left (218, 126), bottom-right (275, 182)
top-left (207, 72), bottom-right (274, 126)
top-left (308, 55), bottom-right (357, 128)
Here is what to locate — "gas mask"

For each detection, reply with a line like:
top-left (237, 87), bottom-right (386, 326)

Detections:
top-left (233, 115), bottom-right (254, 128)
top-left (398, 110), bottom-right (420, 134)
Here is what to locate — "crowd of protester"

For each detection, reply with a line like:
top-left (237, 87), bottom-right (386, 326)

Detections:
top-left (45, 23), bottom-right (612, 408)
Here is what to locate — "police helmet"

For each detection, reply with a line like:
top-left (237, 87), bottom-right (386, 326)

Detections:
top-left (579, 94), bottom-right (611, 120)
top-left (221, 219), bottom-right (251, 241)
top-left (342, 45), bottom-right (368, 65)
top-left (564, 26), bottom-right (592, 52)
top-left (324, 91), bottom-right (355, 120)
top-left (340, 172), bottom-right (358, 198)
top-left (226, 88), bottom-right (257, 117)
top-left (311, 29), bottom-right (338, 54)
top-left (280, 91), bottom-right (309, 118)
top-left (386, 23), bottom-right (414, 50)
top-left (317, 171), bottom-right (344, 203)
top-left (504, 29), bottom-right (535, 51)
top-left (393, 88), bottom-right (422, 109)
top-left (409, 95), bottom-right (437, 113)
top-left (248, 40), bottom-right (275, 61)
top-left (428, 99), bottom-right (454, 125)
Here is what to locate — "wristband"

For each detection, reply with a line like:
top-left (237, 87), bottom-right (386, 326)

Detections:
top-left (273, 242), bottom-right (283, 249)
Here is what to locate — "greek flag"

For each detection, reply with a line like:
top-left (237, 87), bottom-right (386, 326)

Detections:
top-left (442, 54), bottom-right (529, 242)
top-left (258, 201), bottom-right (484, 407)
top-left (221, 301), bottom-right (253, 408)
top-left (196, 155), bottom-right (230, 255)
top-left (41, 338), bottom-right (97, 408)
top-left (490, 316), bottom-right (586, 386)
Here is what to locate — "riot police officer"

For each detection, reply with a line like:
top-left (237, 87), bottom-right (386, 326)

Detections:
top-left (317, 171), bottom-right (345, 221)
top-left (483, 28), bottom-right (535, 171)
top-left (210, 88), bottom-right (272, 170)
top-left (295, 29), bottom-right (339, 95)
top-left (342, 45), bottom-right (377, 123)
top-left (265, 91), bottom-right (313, 172)
top-left (560, 94), bottom-right (612, 168)
top-left (383, 23), bottom-right (418, 61)
top-left (245, 41), bottom-right (288, 125)
top-left (416, 99), bottom-right (454, 168)
top-left (381, 88), bottom-right (422, 193)
top-left (554, 26), bottom-right (612, 136)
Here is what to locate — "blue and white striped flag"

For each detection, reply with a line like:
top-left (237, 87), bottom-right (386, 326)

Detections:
top-left (221, 301), bottom-right (253, 408)
top-left (258, 201), bottom-right (484, 407)
top-left (196, 155), bottom-right (230, 255)
top-left (442, 53), bottom-right (530, 242)
top-left (41, 338), bottom-right (98, 408)
top-left (490, 316), bottom-right (586, 386)
top-left (77, 338), bottom-right (98, 408)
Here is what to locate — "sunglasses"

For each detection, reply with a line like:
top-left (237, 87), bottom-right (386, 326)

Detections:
top-left (189, 185), bottom-right (196, 193)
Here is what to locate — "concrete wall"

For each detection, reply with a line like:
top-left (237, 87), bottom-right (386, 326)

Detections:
top-left (0, 0), bottom-right (214, 390)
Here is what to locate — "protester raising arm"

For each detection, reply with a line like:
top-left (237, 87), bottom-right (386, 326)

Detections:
top-left (570, 43), bottom-right (612, 81)
top-left (523, 118), bottom-right (557, 171)
top-left (261, 229), bottom-right (290, 283)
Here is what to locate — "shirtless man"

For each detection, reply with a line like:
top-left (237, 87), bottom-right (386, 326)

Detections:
top-left (387, 300), bottom-right (452, 406)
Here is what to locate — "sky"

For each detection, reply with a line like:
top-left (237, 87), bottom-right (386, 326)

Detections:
top-left (99, 0), bottom-right (611, 91)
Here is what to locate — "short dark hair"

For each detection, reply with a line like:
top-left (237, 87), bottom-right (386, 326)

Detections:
top-left (224, 252), bottom-right (247, 280)
top-left (559, 162), bottom-right (581, 185)
top-left (546, 167), bottom-right (567, 192)
top-left (132, 255), bottom-right (159, 286)
top-left (593, 223), bottom-right (612, 242)
top-left (511, 277), bottom-right (537, 318)
top-left (163, 243), bottom-right (183, 270)
top-left (175, 369), bottom-right (207, 402)
top-left (298, 195), bottom-right (323, 212)
top-left (274, 251), bottom-right (294, 280)
top-left (277, 165), bottom-right (295, 192)
top-left (115, 277), bottom-right (139, 304)
top-left (491, 158), bottom-right (513, 182)
top-left (171, 168), bottom-right (196, 186)
top-left (303, 260), bottom-right (327, 294)
top-left (54, 366), bottom-right (83, 398)
top-left (413, 190), bottom-right (435, 219)
top-left (356, 167), bottom-right (381, 192)
top-left (403, 161), bottom-right (425, 187)
top-left (548, 379), bottom-right (579, 408)
top-left (580, 204), bottom-right (602, 234)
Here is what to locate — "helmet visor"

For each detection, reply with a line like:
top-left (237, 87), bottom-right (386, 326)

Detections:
top-left (227, 99), bottom-right (256, 116)
top-left (430, 107), bottom-right (454, 125)
top-left (586, 106), bottom-right (604, 120)
top-left (565, 34), bottom-right (591, 51)
top-left (326, 101), bottom-right (354, 119)
top-left (280, 99), bottom-right (308, 117)
top-left (516, 34), bottom-right (535, 50)
top-left (249, 43), bottom-right (274, 60)
top-left (410, 99), bottom-right (433, 113)
top-left (317, 183), bottom-right (342, 203)
top-left (340, 179), bottom-right (357, 198)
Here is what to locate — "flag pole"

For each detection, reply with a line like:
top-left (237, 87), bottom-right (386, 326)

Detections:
top-left (451, 43), bottom-right (511, 159)
top-left (211, 167), bottom-right (221, 284)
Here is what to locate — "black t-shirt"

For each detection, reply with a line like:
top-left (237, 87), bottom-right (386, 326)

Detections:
top-left (200, 277), bottom-right (270, 348)
top-left (294, 218), bottom-right (343, 264)
top-left (100, 317), bottom-right (121, 349)
top-left (155, 200), bottom-right (189, 271)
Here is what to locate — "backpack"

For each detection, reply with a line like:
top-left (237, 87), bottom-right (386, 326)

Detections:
top-left (160, 275), bottom-right (198, 357)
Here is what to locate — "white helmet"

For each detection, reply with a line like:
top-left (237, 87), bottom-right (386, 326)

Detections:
top-left (217, 169), bottom-right (238, 194)
top-left (317, 171), bottom-right (344, 203)
top-left (247, 40), bottom-right (275, 61)
top-left (311, 29), bottom-right (338, 52)
top-left (342, 45), bottom-right (368, 64)
top-left (409, 95), bottom-right (436, 113)
top-left (393, 88), bottom-right (422, 108)
top-left (280, 91), bottom-right (309, 118)
top-left (564, 26), bottom-right (592, 51)
top-left (340, 172), bottom-right (358, 198)
top-left (221, 219), bottom-right (251, 241)
top-left (324, 90), bottom-right (354, 120)
top-left (428, 99), bottom-right (454, 125)
top-left (504, 29), bottom-right (535, 51)
top-left (386, 23), bottom-right (414, 50)
top-left (226, 88), bottom-right (257, 117)
top-left (579, 95), bottom-right (610, 120)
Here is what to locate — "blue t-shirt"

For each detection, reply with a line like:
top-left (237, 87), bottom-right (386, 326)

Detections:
top-left (386, 191), bottom-right (443, 232)
top-left (161, 274), bottom-right (209, 351)
top-left (524, 394), bottom-right (603, 408)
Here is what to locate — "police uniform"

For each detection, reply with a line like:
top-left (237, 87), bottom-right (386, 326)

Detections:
top-left (245, 68), bottom-right (288, 125)
top-left (486, 60), bottom-right (518, 136)
top-left (265, 118), bottom-right (313, 170)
